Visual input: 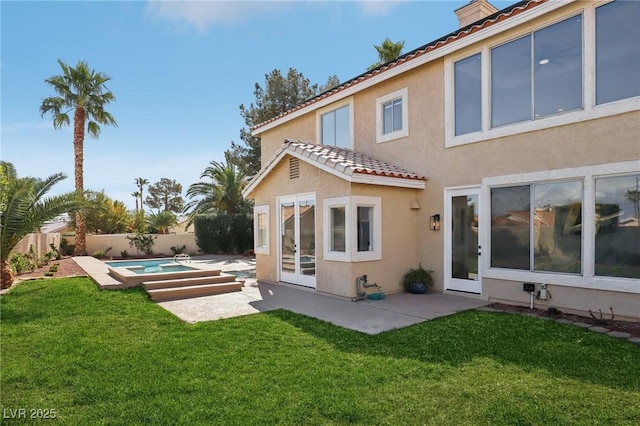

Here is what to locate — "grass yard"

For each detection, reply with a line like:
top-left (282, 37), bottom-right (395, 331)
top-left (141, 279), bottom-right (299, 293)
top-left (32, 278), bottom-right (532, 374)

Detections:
top-left (1, 278), bottom-right (639, 425)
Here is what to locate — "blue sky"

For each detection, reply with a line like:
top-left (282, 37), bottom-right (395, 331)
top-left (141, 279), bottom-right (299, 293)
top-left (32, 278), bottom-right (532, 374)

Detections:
top-left (1, 0), bottom-right (511, 210)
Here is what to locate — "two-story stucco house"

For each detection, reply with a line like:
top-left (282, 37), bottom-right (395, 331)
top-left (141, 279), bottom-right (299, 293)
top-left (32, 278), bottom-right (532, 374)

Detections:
top-left (243, 0), bottom-right (640, 320)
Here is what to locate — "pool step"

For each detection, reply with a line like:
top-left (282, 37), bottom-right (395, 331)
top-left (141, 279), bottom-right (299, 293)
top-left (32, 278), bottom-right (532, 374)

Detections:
top-left (143, 273), bottom-right (238, 290)
top-left (143, 274), bottom-right (243, 302)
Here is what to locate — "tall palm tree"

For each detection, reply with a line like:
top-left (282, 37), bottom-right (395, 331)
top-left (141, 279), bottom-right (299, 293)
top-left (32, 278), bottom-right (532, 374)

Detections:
top-left (40, 59), bottom-right (117, 255)
top-left (0, 162), bottom-right (81, 289)
top-left (183, 160), bottom-right (251, 227)
top-left (368, 38), bottom-right (405, 70)
top-left (131, 191), bottom-right (140, 212)
top-left (135, 178), bottom-right (149, 212)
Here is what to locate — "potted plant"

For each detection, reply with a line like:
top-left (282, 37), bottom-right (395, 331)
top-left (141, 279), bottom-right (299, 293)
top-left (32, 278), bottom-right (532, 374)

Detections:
top-left (402, 263), bottom-right (433, 294)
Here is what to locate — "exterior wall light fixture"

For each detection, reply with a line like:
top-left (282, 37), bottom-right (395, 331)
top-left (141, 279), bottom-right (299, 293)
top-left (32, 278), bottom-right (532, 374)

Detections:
top-left (430, 214), bottom-right (440, 231)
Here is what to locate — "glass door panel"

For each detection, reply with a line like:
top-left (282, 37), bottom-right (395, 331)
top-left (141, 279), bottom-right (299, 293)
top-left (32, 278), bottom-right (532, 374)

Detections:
top-left (278, 195), bottom-right (316, 288)
top-left (446, 188), bottom-right (482, 294)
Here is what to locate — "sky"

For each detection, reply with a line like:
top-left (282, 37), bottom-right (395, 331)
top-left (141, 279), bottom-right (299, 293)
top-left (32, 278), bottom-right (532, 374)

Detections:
top-left (1, 0), bottom-right (512, 211)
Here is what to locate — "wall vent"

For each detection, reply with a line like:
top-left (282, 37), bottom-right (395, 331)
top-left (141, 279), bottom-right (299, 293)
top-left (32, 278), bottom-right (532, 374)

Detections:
top-left (289, 157), bottom-right (300, 179)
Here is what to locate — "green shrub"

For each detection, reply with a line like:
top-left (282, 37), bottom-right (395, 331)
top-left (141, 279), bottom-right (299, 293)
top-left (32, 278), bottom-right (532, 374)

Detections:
top-left (92, 250), bottom-right (105, 259)
top-left (194, 213), bottom-right (253, 254)
top-left (9, 253), bottom-right (35, 274)
top-left (120, 250), bottom-right (129, 258)
top-left (126, 233), bottom-right (157, 255)
top-left (170, 245), bottom-right (187, 255)
top-left (60, 238), bottom-right (75, 256)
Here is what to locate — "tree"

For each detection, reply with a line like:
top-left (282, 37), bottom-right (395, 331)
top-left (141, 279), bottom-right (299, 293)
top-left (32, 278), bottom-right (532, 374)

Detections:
top-left (368, 38), bottom-right (405, 70)
top-left (145, 178), bottom-right (183, 213)
top-left (184, 160), bottom-right (251, 227)
top-left (135, 177), bottom-right (148, 211)
top-left (147, 211), bottom-right (178, 234)
top-left (131, 191), bottom-right (140, 212)
top-left (40, 59), bottom-right (117, 255)
top-left (225, 68), bottom-right (340, 176)
top-left (0, 163), bottom-right (80, 289)
top-left (69, 191), bottom-right (131, 234)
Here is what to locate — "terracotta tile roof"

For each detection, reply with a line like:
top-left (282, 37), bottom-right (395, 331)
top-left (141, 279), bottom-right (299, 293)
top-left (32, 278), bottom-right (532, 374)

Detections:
top-left (252, 0), bottom-right (547, 133)
top-left (243, 140), bottom-right (427, 197)
top-left (284, 140), bottom-right (427, 181)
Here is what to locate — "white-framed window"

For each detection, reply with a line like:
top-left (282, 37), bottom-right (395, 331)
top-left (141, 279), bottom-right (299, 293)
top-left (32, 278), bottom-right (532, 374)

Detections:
top-left (316, 98), bottom-right (354, 149)
top-left (253, 204), bottom-right (270, 255)
top-left (376, 87), bottom-right (409, 143)
top-left (323, 195), bottom-right (382, 262)
top-left (482, 160), bottom-right (640, 294)
top-left (445, 1), bottom-right (640, 147)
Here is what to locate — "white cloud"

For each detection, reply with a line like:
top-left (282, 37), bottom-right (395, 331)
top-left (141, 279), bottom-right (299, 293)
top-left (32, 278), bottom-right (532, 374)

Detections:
top-left (146, 0), bottom-right (294, 32)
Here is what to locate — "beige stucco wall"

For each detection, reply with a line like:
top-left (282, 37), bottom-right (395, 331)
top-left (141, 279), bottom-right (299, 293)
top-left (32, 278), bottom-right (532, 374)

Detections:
top-left (65, 234), bottom-right (199, 257)
top-left (253, 0), bottom-right (639, 317)
top-left (12, 233), bottom-right (61, 257)
top-left (250, 155), bottom-right (423, 298)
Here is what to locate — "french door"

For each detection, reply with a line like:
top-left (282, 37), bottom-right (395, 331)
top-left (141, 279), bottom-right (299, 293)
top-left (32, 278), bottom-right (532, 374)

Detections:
top-left (278, 194), bottom-right (316, 288)
top-left (445, 187), bottom-right (482, 294)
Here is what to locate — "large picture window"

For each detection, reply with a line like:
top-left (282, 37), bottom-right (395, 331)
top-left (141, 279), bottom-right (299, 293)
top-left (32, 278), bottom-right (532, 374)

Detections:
top-left (596, 0), bottom-right (640, 105)
top-left (595, 174), bottom-right (640, 279)
top-left (490, 181), bottom-right (583, 274)
top-left (491, 15), bottom-right (582, 127)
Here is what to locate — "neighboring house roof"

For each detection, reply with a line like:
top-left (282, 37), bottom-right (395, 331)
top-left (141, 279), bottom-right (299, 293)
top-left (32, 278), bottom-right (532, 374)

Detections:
top-left (252, 0), bottom-right (549, 135)
top-left (243, 140), bottom-right (427, 197)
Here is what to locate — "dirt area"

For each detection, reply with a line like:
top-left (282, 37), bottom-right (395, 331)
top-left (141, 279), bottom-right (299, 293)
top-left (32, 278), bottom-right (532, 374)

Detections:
top-left (489, 302), bottom-right (640, 338)
top-left (14, 257), bottom-right (87, 282)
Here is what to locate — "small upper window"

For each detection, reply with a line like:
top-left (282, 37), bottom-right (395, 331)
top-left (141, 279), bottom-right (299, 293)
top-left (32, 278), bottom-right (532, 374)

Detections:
top-left (454, 53), bottom-right (482, 136)
top-left (321, 104), bottom-right (350, 148)
top-left (376, 87), bottom-right (408, 143)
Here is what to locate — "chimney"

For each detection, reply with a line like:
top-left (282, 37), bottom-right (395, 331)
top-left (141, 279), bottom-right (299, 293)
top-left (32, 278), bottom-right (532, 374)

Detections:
top-left (454, 0), bottom-right (499, 28)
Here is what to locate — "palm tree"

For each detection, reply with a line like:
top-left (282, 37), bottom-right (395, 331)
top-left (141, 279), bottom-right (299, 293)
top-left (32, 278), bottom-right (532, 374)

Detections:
top-left (147, 211), bottom-right (178, 235)
top-left (135, 178), bottom-right (149, 212)
top-left (183, 160), bottom-right (251, 227)
top-left (368, 38), bottom-right (405, 70)
top-left (131, 191), bottom-right (140, 212)
top-left (0, 162), bottom-right (81, 289)
top-left (40, 59), bottom-right (117, 255)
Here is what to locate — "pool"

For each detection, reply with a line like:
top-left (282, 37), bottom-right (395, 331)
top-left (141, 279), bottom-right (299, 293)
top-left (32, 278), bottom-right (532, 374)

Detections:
top-left (106, 259), bottom-right (195, 274)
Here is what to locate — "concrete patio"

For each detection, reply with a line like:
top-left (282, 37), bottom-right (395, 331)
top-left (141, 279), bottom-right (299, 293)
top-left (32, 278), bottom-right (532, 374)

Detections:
top-left (158, 277), bottom-right (488, 334)
top-left (78, 254), bottom-right (488, 335)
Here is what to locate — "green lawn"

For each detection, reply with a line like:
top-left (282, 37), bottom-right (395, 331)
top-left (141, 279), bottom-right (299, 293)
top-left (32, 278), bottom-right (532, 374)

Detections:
top-left (1, 278), bottom-right (639, 425)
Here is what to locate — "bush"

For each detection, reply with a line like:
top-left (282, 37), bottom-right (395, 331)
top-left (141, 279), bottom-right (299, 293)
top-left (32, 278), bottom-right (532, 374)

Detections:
top-left (170, 245), bottom-right (187, 255)
top-left (60, 238), bottom-right (75, 256)
top-left (126, 234), bottom-right (156, 255)
top-left (9, 253), bottom-right (35, 275)
top-left (194, 213), bottom-right (253, 254)
top-left (401, 263), bottom-right (434, 292)
top-left (92, 250), bottom-right (105, 259)
top-left (120, 250), bottom-right (129, 258)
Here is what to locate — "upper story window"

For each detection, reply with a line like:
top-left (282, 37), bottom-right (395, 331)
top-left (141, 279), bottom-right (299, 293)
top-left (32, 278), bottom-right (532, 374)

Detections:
top-left (595, 0), bottom-right (640, 105)
top-left (454, 53), bottom-right (482, 136)
top-left (320, 104), bottom-right (350, 148)
top-left (446, 0), bottom-right (640, 147)
top-left (491, 14), bottom-right (583, 128)
top-left (376, 87), bottom-right (409, 143)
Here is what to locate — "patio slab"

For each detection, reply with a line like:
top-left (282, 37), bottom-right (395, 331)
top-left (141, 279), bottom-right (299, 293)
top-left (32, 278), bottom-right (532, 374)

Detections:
top-left (159, 279), bottom-right (488, 334)
top-left (78, 254), bottom-right (488, 334)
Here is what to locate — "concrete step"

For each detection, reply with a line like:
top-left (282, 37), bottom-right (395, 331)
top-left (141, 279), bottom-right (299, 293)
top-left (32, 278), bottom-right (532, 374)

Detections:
top-left (146, 281), bottom-right (244, 302)
top-left (142, 273), bottom-right (237, 290)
